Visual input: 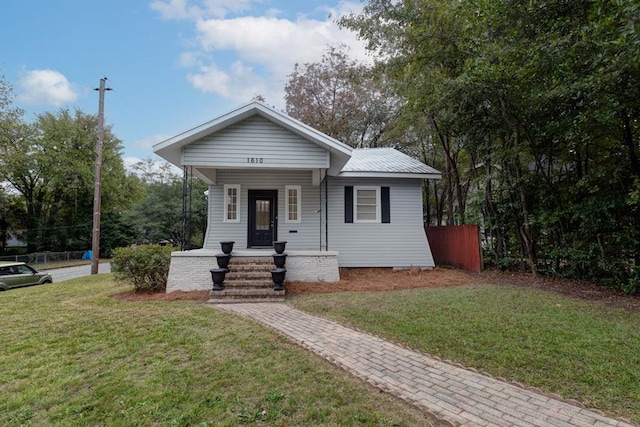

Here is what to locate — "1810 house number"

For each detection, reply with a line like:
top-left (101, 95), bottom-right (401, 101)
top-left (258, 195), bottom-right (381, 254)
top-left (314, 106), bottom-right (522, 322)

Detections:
top-left (247, 157), bottom-right (264, 163)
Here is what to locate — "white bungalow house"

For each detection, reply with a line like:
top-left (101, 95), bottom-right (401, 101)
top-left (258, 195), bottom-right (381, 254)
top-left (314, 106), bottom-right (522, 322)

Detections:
top-left (153, 101), bottom-right (441, 296)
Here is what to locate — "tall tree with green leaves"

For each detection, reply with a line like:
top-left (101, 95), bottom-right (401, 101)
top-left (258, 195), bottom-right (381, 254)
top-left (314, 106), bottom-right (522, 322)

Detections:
top-left (341, 1), bottom-right (474, 226)
top-left (341, 0), bottom-right (640, 291)
top-left (123, 159), bottom-right (208, 248)
top-left (0, 108), bottom-right (141, 252)
top-left (0, 75), bottom-right (28, 252)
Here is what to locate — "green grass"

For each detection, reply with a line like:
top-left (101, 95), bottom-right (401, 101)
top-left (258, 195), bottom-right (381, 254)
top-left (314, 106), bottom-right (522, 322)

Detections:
top-left (289, 284), bottom-right (640, 423)
top-left (0, 276), bottom-right (435, 426)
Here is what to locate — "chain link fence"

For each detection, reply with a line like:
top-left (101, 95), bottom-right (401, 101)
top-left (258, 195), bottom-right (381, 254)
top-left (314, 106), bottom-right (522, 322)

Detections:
top-left (0, 251), bottom-right (87, 265)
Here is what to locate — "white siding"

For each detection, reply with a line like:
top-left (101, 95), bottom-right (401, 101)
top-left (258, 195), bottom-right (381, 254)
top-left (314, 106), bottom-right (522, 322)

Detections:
top-left (327, 177), bottom-right (435, 268)
top-left (183, 115), bottom-right (329, 169)
top-left (204, 170), bottom-right (323, 251)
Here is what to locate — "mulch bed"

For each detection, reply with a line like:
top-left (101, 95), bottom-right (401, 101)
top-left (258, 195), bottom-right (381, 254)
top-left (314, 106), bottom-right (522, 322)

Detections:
top-left (111, 267), bottom-right (640, 312)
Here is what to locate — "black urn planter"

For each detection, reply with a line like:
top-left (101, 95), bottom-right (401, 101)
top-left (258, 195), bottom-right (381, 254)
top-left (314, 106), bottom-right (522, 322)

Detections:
top-left (220, 241), bottom-right (235, 255)
top-left (271, 268), bottom-right (286, 291)
top-left (216, 253), bottom-right (231, 270)
top-left (273, 241), bottom-right (287, 255)
top-left (272, 253), bottom-right (287, 269)
top-left (210, 268), bottom-right (227, 291)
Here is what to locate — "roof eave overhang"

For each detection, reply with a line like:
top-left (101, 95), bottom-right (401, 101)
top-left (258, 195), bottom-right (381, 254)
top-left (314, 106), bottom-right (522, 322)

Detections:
top-left (338, 172), bottom-right (442, 179)
top-left (153, 101), bottom-right (353, 168)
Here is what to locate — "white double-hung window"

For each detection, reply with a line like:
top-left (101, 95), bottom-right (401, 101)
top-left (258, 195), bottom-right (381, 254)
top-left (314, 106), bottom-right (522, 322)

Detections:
top-left (285, 185), bottom-right (301, 223)
top-left (354, 186), bottom-right (380, 223)
top-left (224, 184), bottom-right (240, 222)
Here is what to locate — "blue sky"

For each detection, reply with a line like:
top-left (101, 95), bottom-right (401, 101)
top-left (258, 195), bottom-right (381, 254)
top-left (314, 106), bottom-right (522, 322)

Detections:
top-left (1, 0), bottom-right (368, 166)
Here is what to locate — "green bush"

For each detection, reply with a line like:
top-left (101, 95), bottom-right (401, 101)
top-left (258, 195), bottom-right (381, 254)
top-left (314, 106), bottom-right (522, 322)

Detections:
top-left (111, 245), bottom-right (174, 292)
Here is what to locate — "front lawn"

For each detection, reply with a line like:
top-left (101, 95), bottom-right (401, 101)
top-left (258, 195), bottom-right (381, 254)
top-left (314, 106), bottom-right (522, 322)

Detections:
top-left (0, 276), bottom-right (435, 426)
top-left (4, 272), bottom-right (638, 425)
top-left (289, 284), bottom-right (640, 424)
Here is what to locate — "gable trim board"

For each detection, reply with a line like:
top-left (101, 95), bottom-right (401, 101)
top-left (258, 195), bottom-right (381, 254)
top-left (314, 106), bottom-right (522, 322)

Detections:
top-left (154, 101), bottom-right (353, 182)
top-left (182, 116), bottom-right (330, 169)
top-left (153, 101), bottom-right (441, 290)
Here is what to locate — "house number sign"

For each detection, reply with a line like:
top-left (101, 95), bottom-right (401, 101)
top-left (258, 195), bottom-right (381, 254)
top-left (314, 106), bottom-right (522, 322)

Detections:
top-left (247, 157), bottom-right (264, 164)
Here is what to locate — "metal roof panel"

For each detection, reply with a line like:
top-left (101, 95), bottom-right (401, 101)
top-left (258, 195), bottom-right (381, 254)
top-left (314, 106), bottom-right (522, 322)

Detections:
top-left (340, 148), bottom-right (441, 177)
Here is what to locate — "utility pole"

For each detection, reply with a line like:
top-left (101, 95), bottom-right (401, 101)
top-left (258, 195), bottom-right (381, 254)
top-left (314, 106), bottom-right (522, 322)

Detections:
top-left (91, 77), bottom-right (111, 275)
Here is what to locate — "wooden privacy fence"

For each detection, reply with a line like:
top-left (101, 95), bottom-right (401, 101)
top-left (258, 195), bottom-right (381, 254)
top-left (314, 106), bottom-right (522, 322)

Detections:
top-left (425, 225), bottom-right (483, 273)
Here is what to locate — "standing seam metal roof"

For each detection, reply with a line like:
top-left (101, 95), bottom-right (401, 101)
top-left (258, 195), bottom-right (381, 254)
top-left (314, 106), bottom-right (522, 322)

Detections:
top-left (341, 147), bottom-right (440, 175)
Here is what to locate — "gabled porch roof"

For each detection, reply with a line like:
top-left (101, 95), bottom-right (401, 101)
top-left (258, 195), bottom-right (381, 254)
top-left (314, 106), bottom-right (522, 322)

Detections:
top-left (153, 101), bottom-right (352, 172)
top-left (153, 101), bottom-right (441, 184)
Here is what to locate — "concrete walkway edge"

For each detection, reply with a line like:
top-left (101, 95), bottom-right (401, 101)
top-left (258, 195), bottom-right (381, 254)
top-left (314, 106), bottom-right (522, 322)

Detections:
top-left (212, 302), bottom-right (636, 427)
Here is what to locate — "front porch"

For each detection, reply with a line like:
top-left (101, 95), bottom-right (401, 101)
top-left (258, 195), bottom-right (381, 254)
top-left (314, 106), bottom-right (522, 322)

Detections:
top-left (166, 248), bottom-right (340, 293)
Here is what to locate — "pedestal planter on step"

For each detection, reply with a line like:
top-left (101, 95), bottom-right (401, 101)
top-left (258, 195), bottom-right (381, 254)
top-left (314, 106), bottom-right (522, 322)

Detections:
top-left (220, 241), bottom-right (235, 255)
top-left (271, 268), bottom-right (286, 291)
top-left (273, 241), bottom-right (287, 255)
top-left (210, 268), bottom-right (227, 291)
top-left (272, 253), bottom-right (287, 268)
top-left (216, 253), bottom-right (231, 270)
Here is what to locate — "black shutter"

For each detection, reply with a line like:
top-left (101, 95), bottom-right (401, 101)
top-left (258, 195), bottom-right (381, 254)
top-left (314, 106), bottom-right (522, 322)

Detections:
top-left (381, 186), bottom-right (390, 223)
top-left (344, 186), bottom-right (353, 223)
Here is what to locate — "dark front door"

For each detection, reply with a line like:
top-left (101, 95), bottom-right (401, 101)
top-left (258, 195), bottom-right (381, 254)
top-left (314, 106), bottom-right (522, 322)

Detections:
top-left (248, 190), bottom-right (277, 247)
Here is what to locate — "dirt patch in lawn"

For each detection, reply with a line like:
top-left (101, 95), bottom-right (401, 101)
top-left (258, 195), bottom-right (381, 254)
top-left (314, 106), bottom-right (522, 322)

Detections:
top-left (111, 267), bottom-right (640, 312)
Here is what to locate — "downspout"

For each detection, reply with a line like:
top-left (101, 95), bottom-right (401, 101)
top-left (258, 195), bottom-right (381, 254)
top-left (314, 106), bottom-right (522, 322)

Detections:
top-left (182, 166), bottom-right (187, 251)
top-left (319, 172), bottom-right (322, 251)
top-left (187, 166), bottom-right (193, 250)
top-left (325, 173), bottom-right (328, 251)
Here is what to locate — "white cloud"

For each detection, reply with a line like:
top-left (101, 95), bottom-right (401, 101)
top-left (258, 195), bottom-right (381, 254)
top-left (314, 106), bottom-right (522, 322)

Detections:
top-left (187, 64), bottom-right (232, 97)
top-left (151, 0), bottom-right (255, 20)
top-left (198, 0), bottom-right (254, 18)
top-left (187, 59), bottom-right (279, 102)
top-left (190, 15), bottom-right (367, 105)
top-left (17, 69), bottom-right (78, 107)
top-left (150, 0), bottom-right (194, 20)
top-left (194, 14), bottom-right (368, 76)
top-left (133, 133), bottom-right (173, 150)
top-left (177, 51), bottom-right (200, 67)
top-left (153, 1), bottom-right (369, 106)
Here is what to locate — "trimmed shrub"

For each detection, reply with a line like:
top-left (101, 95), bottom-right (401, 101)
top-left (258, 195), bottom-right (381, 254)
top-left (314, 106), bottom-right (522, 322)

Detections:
top-left (111, 245), bottom-right (174, 292)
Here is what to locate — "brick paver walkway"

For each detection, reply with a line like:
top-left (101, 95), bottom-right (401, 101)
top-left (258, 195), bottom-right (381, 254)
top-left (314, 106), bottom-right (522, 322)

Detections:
top-left (213, 303), bottom-right (635, 427)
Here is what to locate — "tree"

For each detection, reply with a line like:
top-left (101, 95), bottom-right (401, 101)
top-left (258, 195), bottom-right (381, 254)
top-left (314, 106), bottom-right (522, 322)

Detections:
top-left (341, 1), bottom-right (473, 226)
top-left (123, 159), bottom-right (208, 248)
top-left (0, 188), bottom-right (25, 252)
top-left (0, 76), bottom-right (27, 252)
top-left (341, 0), bottom-right (640, 291)
top-left (285, 45), bottom-right (399, 148)
top-left (284, 43), bottom-right (463, 226)
top-left (0, 108), bottom-right (142, 252)
top-left (0, 74), bottom-right (23, 140)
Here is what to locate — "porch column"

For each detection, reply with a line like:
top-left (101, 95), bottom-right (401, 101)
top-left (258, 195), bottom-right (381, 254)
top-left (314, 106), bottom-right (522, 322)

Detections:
top-left (182, 165), bottom-right (193, 251)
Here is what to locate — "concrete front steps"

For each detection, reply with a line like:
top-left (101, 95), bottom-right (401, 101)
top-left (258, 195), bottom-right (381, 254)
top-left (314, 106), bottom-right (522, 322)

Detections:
top-left (207, 256), bottom-right (285, 304)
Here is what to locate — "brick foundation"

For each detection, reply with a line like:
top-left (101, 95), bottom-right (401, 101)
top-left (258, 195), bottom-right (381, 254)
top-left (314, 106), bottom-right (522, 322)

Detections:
top-left (166, 249), bottom-right (339, 293)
